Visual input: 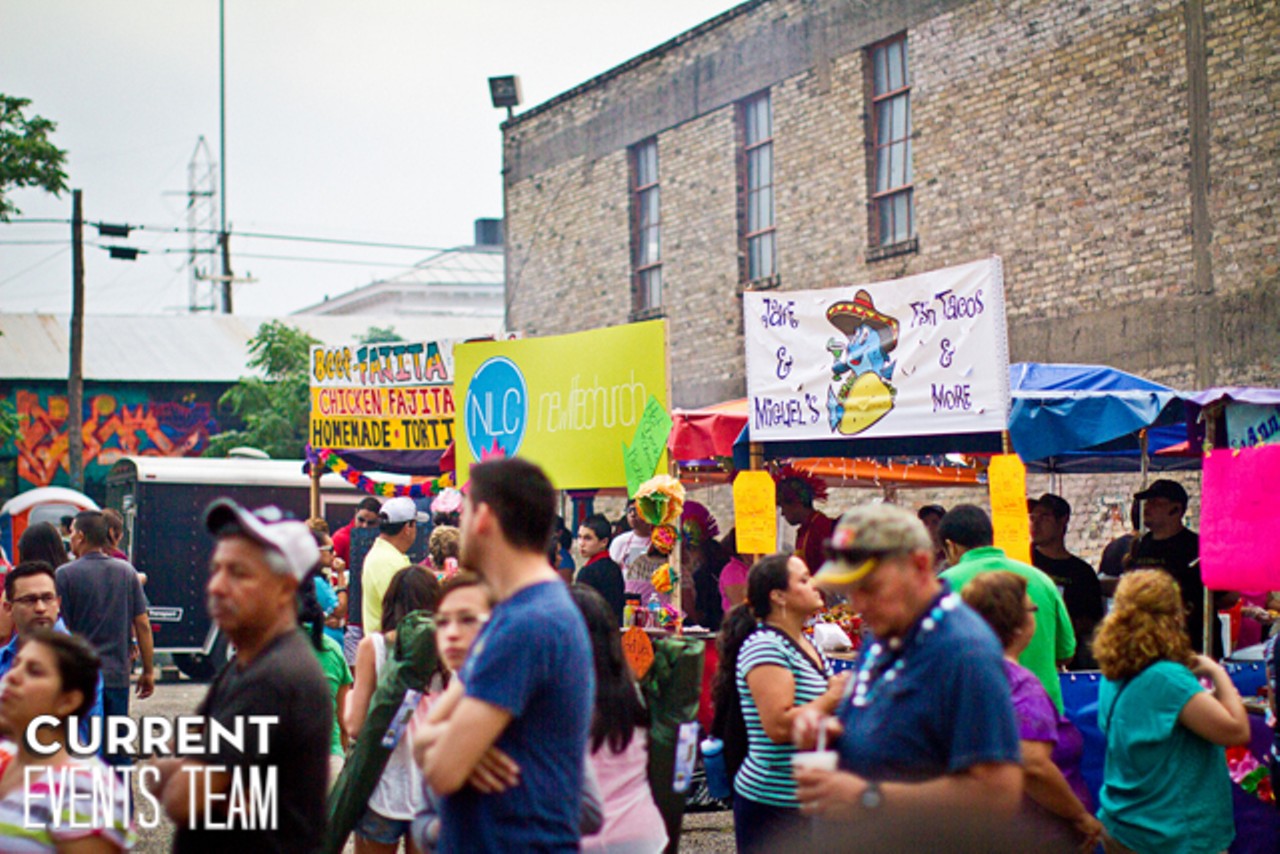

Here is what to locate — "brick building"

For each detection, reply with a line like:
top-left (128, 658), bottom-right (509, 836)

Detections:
top-left (502, 0), bottom-right (1278, 411)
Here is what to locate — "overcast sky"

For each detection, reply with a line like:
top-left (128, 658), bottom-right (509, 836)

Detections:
top-left (0, 0), bottom-right (735, 317)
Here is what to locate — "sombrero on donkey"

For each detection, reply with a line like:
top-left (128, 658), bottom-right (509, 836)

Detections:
top-left (826, 290), bottom-right (899, 353)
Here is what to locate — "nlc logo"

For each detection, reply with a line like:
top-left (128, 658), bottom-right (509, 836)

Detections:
top-left (464, 356), bottom-right (528, 460)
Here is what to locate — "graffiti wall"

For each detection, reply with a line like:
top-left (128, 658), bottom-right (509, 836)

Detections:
top-left (0, 383), bottom-right (225, 495)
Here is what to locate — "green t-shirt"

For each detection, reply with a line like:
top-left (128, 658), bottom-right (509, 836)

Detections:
top-left (1097, 661), bottom-right (1234, 854)
top-left (940, 546), bottom-right (1075, 711)
top-left (314, 632), bottom-right (354, 756)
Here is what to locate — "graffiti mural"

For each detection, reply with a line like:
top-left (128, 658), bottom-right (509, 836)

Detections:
top-left (6, 388), bottom-right (220, 489)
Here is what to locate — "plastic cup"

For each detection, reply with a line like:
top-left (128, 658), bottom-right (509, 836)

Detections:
top-left (791, 750), bottom-right (839, 772)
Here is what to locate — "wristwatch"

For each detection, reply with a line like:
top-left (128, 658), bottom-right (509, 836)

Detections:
top-left (860, 780), bottom-right (883, 811)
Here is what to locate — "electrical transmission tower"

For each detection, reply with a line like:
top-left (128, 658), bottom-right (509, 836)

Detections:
top-left (186, 136), bottom-right (219, 312)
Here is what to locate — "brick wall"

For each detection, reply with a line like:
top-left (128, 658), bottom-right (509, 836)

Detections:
top-left (506, 0), bottom-right (1274, 542)
top-left (507, 0), bottom-right (1277, 404)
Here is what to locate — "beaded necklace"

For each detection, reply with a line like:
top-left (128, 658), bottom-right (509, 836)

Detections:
top-left (849, 590), bottom-right (960, 708)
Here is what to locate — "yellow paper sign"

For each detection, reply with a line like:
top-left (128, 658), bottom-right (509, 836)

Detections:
top-left (733, 471), bottom-right (777, 556)
top-left (988, 454), bottom-right (1031, 565)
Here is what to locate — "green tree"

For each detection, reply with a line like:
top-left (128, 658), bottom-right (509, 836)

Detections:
top-left (0, 95), bottom-right (69, 220)
top-left (204, 321), bottom-right (319, 459)
top-left (359, 325), bottom-right (405, 344)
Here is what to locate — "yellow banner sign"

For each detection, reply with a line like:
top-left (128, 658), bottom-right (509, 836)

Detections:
top-left (310, 416), bottom-right (454, 451)
top-left (309, 340), bottom-right (456, 451)
top-left (988, 454), bottom-right (1032, 564)
top-left (453, 321), bottom-right (668, 489)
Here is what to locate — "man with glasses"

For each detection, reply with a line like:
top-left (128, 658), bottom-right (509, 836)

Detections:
top-left (609, 500), bottom-right (652, 575)
top-left (0, 560), bottom-right (104, 740)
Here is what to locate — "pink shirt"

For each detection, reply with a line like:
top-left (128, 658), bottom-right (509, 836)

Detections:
top-left (718, 557), bottom-right (749, 614)
top-left (582, 730), bottom-right (667, 854)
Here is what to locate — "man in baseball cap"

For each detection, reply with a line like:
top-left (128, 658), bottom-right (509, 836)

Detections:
top-left (797, 504), bottom-right (1021, 826)
top-left (360, 496), bottom-right (424, 633)
top-left (151, 500), bottom-right (330, 850)
top-left (1029, 493), bottom-right (1103, 669)
top-left (1125, 478), bottom-right (1235, 655)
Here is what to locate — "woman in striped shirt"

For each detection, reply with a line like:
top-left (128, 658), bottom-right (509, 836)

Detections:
top-left (711, 553), bottom-right (848, 854)
top-left (0, 630), bottom-right (133, 852)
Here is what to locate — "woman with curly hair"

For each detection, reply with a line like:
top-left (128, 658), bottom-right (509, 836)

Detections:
top-left (1092, 570), bottom-right (1250, 854)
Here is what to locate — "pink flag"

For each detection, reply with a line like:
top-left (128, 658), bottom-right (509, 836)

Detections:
top-left (1200, 446), bottom-right (1280, 590)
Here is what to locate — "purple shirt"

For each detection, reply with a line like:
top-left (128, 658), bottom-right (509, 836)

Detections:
top-left (1003, 659), bottom-right (1090, 809)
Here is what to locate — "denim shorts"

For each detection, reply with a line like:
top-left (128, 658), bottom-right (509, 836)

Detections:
top-left (354, 807), bottom-right (411, 845)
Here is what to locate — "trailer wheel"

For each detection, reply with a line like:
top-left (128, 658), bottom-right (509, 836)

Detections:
top-left (172, 633), bottom-right (231, 681)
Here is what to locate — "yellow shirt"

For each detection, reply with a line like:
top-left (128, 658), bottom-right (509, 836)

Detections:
top-left (361, 536), bottom-right (410, 631)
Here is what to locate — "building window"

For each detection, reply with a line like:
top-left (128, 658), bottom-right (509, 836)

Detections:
top-left (741, 92), bottom-right (776, 284)
top-left (631, 138), bottom-right (661, 314)
top-left (868, 35), bottom-right (913, 248)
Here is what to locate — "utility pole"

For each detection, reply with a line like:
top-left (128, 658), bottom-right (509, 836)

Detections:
top-left (219, 0), bottom-right (232, 314)
top-left (68, 190), bottom-right (86, 492)
top-left (219, 230), bottom-right (234, 314)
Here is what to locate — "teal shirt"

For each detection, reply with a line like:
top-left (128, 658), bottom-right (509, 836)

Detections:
top-left (940, 546), bottom-right (1075, 711)
top-left (1097, 661), bottom-right (1234, 854)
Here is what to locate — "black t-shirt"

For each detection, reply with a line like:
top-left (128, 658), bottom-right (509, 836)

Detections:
top-left (577, 556), bottom-right (625, 626)
top-left (1033, 549), bottom-right (1104, 669)
top-left (1124, 528), bottom-right (1216, 656)
top-left (174, 629), bottom-right (331, 854)
top-left (1097, 533), bottom-right (1136, 578)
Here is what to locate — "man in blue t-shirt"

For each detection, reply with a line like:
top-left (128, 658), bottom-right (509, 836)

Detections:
top-left (792, 503), bottom-right (1022, 830)
top-left (418, 458), bottom-right (594, 853)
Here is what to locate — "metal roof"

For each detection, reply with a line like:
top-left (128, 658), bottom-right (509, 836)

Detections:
top-left (0, 313), bottom-right (503, 382)
top-left (292, 246), bottom-right (504, 316)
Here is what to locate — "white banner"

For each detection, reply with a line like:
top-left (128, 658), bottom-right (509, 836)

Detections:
top-left (743, 257), bottom-right (1010, 442)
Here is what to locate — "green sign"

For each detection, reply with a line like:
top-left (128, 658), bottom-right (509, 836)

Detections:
top-left (623, 396), bottom-right (673, 497)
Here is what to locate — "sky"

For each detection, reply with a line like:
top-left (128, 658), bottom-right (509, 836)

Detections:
top-left (0, 0), bottom-right (736, 317)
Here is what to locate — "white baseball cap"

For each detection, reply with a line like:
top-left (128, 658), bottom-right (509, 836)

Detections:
top-left (380, 496), bottom-right (428, 525)
top-left (204, 499), bottom-right (320, 582)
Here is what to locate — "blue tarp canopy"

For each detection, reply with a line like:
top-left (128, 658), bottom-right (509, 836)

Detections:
top-left (1009, 363), bottom-right (1196, 473)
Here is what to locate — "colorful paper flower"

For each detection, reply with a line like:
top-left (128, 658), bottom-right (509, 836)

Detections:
top-left (635, 475), bottom-right (685, 527)
top-left (651, 562), bottom-right (678, 594)
top-left (651, 525), bottom-right (678, 556)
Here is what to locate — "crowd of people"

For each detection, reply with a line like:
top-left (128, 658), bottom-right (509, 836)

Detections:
top-left (0, 463), bottom-right (1272, 853)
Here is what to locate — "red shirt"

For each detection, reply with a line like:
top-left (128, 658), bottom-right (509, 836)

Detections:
top-left (332, 522), bottom-right (354, 566)
top-left (796, 510), bottom-right (836, 574)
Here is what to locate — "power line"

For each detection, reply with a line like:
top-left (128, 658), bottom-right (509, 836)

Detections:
top-left (0, 246), bottom-right (71, 289)
top-left (5, 217), bottom-right (453, 253)
top-left (233, 230), bottom-right (451, 252)
top-left (233, 252), bottom-right (431, 269)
